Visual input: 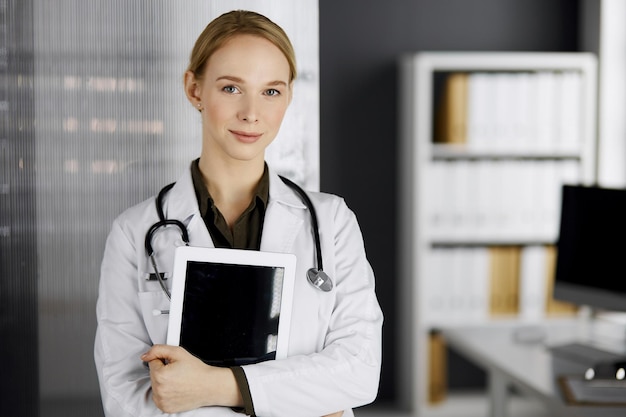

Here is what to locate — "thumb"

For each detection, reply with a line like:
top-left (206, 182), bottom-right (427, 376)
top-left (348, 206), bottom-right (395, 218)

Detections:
top-left (141, 344), bottom-right (182, 363)
top-left (147, 358), bottom-right (166, 372)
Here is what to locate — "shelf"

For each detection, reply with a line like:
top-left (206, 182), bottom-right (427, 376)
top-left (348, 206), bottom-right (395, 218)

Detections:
top-left (431, 144), bottom-right (583, 160)
top-left (398, 51), bottom-right (597, 415)
top-left (429, 239), bottom-right (557, 248)
top-left (415, 51), bottom-right (597, 72)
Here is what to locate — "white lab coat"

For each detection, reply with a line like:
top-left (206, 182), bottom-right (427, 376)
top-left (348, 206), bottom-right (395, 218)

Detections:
top-left (94, 165), bottom-right (383, 417)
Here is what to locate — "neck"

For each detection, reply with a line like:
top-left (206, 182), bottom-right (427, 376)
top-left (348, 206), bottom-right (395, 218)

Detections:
top-left (197, 156), bottom-right (265, 227)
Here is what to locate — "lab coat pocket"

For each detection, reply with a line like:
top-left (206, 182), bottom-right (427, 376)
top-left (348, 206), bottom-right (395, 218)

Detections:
top-left (137, 291), bottom-right (170, 344)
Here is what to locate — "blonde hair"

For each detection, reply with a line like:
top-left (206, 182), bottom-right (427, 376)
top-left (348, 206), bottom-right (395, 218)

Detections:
top-left (187, 10), bottom-right (297, 82)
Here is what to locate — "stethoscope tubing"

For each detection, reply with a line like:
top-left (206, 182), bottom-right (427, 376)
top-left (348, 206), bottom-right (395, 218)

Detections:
top-left (144, 176), bottom-right (333, 299)
top-left (277, 176), bottom-right (324, 272)
top-left (144, 183), bottom-right (190, 301)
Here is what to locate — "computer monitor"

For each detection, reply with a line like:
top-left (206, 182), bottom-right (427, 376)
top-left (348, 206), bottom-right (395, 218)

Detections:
top-left (554, 184), bottom-right (626, 312)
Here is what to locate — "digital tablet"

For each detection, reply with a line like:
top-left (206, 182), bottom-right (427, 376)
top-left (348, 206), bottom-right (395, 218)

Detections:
top-left (166, 246), bottom-right (296, 366)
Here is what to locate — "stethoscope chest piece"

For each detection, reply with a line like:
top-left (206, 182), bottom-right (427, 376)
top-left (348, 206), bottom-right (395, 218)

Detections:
top-left (307, 268), bottom-right (333, 292)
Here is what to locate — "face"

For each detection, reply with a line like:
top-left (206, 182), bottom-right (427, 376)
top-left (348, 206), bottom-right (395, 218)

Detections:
top-left (185, 34), bottom-right (293, 166)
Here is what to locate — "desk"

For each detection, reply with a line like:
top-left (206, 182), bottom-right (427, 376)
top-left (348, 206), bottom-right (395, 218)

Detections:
top-left (441, 322), bottom-right (626, 417)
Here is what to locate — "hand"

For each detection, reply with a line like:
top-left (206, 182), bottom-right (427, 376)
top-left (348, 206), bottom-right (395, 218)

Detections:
top-left (141, 345), bottom-right (242, 413)
top-left (323, 412), bottom-right (344, 417)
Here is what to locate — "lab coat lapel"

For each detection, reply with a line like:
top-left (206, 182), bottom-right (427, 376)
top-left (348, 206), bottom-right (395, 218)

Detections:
top-left (166, 168), bottom-right (215, 249)
top-left (260, 171), bottom-right (306, 254)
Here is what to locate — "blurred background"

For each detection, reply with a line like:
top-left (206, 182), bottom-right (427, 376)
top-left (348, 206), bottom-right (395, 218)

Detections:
top-left (2, 1), bottom-right (318, 415)
top-left (3, 0), bottom-right (625, 415)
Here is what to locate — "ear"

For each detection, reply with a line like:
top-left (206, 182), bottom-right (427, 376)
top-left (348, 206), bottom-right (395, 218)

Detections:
top-left (184, 70), bottom-right (202, 107)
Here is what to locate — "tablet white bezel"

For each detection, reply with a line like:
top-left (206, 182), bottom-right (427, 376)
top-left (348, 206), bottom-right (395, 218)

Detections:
top-left (166, 246), bottom-right (296, 361)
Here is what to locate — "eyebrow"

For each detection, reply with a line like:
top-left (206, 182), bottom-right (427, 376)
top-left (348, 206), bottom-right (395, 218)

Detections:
top-left (216, 75), bottom-right (288, 87)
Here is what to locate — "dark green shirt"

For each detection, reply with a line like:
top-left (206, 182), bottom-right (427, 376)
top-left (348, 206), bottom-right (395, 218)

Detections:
top-left (189, 159), bottom-right (268, 416)
top-left (190, 159), bottom-right (269, 250)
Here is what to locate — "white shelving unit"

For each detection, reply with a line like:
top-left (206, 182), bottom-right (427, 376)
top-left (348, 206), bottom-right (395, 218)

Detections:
top-left (397, 52), bottom-right (598, 415)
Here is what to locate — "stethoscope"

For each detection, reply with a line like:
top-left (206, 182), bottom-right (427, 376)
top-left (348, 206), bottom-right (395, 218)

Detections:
top-left (144, 176), bottom-right (334, 303)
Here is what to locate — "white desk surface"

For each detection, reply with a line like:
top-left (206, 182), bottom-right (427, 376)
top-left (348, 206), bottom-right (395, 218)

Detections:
top-left (441, 321), bottom-right (626, 417)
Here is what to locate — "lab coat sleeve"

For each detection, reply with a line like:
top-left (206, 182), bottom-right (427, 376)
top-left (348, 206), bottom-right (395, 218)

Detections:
top-left (94, 215), bottom-right (238, 417)
top-left (242, 197), bottom-right (383, 417)
top-left (94, 217), bottom-right (161, 416)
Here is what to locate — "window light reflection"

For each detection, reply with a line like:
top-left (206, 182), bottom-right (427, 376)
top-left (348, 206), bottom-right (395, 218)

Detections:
top-left (64, 159), bottom-right (80, 174)
top-left (63, 75), bottom-right (144, 92)
top-left (270, 269), bottom-right (284, 319)
top-left (266, 334), bottom-right (277, 353)
top-left (90, 118), bottom-right (117, 133)
top-left (63, 117), bottom-right (79, 132)
top-left (63, 76), bottom-right (82, 90)
top-left (91, 160), bottom-right (119, 174)
top-left (64, 118), bottom-right (164, 134)
top-left (126, 120), bottom-right (164, 134)
top-left (64, 159), bottom-right (136, 174)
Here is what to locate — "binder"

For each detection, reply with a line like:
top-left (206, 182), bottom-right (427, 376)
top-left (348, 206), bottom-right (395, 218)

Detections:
top-left (428, 330), bottom-right (447, 404)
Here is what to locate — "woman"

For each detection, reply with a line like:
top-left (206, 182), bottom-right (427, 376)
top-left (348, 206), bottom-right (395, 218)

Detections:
top-left (94, 10), bottom-right (382, 417)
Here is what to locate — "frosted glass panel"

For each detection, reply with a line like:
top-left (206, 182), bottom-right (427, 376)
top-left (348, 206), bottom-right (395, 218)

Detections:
top-left (29, 0), bottom-right (318, 414)
top-left (2, 1), bottom-right (39, 416)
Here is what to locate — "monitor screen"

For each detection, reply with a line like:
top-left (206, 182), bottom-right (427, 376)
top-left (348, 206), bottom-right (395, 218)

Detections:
top-left (554, 185), bottom-right (626, 312)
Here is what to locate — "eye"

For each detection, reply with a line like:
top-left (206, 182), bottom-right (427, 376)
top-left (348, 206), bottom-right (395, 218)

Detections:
top-left (222, 85), bottom-right (239, 94)
top-left (264, 88), bottom-right (281, 97)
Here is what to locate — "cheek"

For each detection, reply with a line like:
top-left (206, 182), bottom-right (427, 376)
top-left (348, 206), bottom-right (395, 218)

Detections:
top-left (204, 102), bottom-right (232, 125)
top-left (266, 103), bottom-right (290, 128)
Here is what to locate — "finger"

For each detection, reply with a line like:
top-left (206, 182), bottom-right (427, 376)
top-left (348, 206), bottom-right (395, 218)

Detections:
top-left (141, 344), bottom-right (179, 362)
top-left (147, 358), bottom-right (166, 372)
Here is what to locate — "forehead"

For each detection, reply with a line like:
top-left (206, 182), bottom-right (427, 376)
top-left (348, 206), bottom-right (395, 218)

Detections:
top-left (205, 34), bottom-right (290, 82)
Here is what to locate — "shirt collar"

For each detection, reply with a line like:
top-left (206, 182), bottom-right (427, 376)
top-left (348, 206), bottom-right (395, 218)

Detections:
top-left (190, 159), bottom-right (270, 218)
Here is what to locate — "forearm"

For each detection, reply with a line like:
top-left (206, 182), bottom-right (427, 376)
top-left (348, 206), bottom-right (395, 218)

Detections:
top-left (203, 366), bottom-right (243, 408)
top-left (143, 345), bottom-right (244, 413)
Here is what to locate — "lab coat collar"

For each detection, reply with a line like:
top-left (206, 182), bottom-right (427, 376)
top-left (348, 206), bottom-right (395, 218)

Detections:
top-left (164, 164), bottom-right (308, 252)
top-left (166, 168), bottom-right (213, 248)
top-left (267, 167), bottom-right (308, 209)
top-left (262, 168), bottom-right (307, 253)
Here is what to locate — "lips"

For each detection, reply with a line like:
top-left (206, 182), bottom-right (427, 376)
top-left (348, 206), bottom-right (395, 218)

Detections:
top-left (230, 129), bottom-right (262, 144)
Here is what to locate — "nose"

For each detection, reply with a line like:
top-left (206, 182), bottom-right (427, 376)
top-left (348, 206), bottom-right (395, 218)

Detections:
top-left (239, 96), bottom-right (259, 123)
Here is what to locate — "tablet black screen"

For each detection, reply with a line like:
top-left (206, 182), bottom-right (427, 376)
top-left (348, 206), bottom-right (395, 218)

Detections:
top-left (179, 261), bottom-right (284, 366)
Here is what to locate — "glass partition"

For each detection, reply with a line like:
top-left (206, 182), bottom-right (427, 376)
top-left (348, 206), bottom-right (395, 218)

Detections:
top-left (3, 1), bottom-right (318, 415)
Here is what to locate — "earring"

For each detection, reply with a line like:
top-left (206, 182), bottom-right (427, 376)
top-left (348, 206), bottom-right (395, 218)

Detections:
top-left (196, 103), bottom-right (202, 112)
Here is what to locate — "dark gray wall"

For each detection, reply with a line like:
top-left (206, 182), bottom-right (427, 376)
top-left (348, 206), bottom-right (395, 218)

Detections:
top-left (319, 0), bottom-right (579, 405)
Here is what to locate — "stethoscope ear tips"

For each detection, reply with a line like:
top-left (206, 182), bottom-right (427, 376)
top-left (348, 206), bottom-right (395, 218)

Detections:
top-left (307, 268), bottom-right (333, 292)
